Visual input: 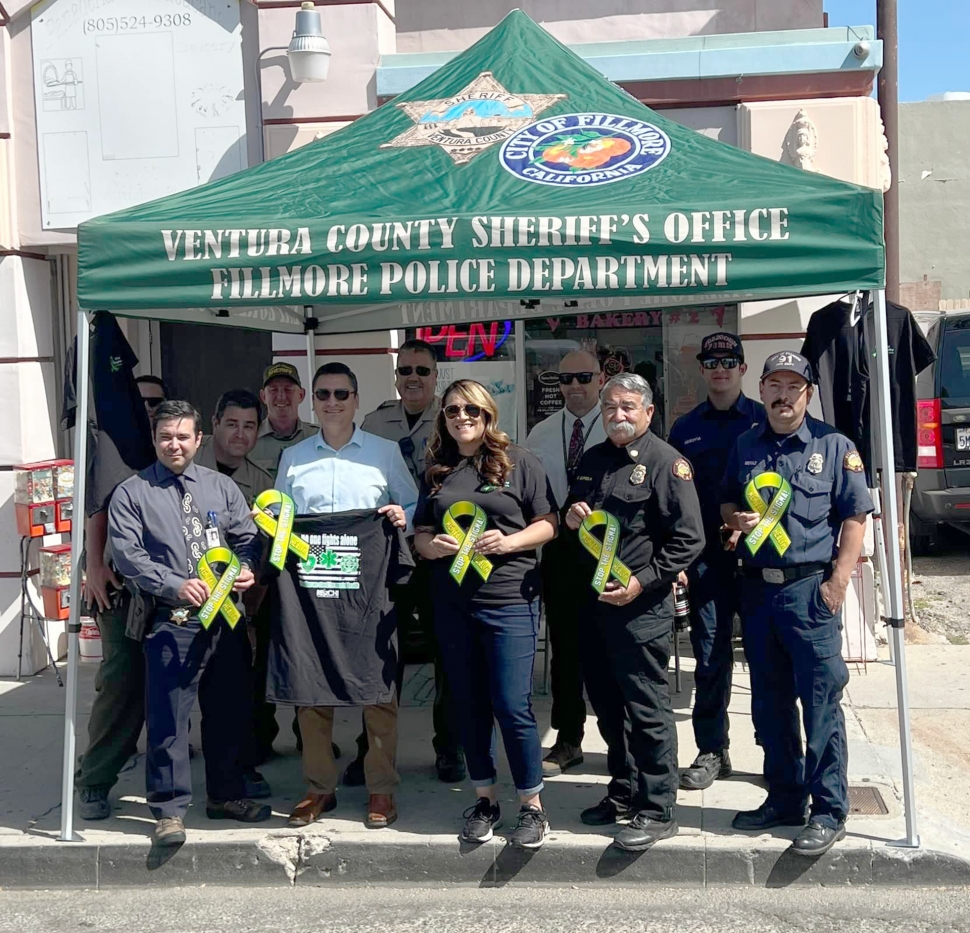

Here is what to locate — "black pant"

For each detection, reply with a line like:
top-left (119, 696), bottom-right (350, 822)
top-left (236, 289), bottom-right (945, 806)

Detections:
top-left (580, 595), bottom-right (678, 821)
top-left (540, 539), bottom-right (586, 746)
top-left (247, 598), bottom-right (279, 765)
top-left (144, 614), bottom-right (251, 819)
top-left (354, 561), bottom-right (460, 762)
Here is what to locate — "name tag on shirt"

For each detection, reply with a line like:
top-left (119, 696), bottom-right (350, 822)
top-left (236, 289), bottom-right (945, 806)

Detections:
top-left (205, 526), bottom-right (221, 549)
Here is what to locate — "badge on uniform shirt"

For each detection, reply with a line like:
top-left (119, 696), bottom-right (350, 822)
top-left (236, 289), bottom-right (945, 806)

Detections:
top-left (844, 450), bottom-right (865, 473)
top-left (672, 458), bottom-right (693, 481)
top-left (630, 464), bottom-right (647, 485)
top-left (806, 452), bottom-right (825, 475)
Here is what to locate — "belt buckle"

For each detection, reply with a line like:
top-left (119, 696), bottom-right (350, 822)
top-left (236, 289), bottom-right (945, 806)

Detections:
top-left (169, 607), bottom-right (191, 626)
top-left (761, 568), bottom-right (786, 585)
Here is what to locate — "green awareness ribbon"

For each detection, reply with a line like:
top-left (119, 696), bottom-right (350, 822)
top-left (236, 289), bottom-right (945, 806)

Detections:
top-left (197, 547), bottom-right (242, 630)
top-left (743, 472), bottom-right (793, 557)
top-left (253, 489), bottom-right (310, 570)
top-left (579, 510), bottom-right (632, 594)
top-left (443, 501), bottom-right (493, 585)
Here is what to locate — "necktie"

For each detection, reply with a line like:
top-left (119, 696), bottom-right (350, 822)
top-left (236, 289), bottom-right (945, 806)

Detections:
top-left (566, 417), bottom-right (585, 482)
top-left (173, 476), bottom-right (206, 578)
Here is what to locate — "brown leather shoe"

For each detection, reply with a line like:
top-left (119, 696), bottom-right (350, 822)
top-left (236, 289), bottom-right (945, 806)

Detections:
top-left (365, 794), bottom-right (398, 829)
top-left (287, 792), bottom-right (337, 827)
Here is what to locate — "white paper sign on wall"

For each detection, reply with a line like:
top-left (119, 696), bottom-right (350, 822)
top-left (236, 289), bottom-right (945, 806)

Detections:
top-left (31, 0), bottom-right (247, 230)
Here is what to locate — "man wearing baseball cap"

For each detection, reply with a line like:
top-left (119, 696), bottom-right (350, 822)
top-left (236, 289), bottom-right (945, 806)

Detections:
top-left (250, 363), bottom-right (317, 479)
top-left (668, 333), bottom-right (764, 792)
top-left (720, 350), bottom-right (873, 857)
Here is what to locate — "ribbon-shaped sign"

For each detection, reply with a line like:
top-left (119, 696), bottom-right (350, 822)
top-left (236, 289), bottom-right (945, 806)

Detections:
top-left (579, 510), bottom-right (632, 593)
top-left (443, 501), bottom-right (493, 585)
top-left (253, 489), bottom-right (310, 570)
top-left (197, 546), bottom-right (242, 629)
top-left (743, 472), bottom-right (793, 556)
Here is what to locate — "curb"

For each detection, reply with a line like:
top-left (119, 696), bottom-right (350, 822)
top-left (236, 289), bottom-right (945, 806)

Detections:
top-left (3, 833), bottom-right (969, 889)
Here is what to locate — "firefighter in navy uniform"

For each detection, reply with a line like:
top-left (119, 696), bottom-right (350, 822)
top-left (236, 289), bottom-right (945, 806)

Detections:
top-left (721, 351), bottom-right (873, 857)
top-left (667, 333), bottom-right (764, 790)
top-left (564, 373), bottom-right (704, 852)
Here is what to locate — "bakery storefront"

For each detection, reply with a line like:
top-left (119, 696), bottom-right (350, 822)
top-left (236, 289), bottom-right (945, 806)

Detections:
top-left (407, 303), bottom-right (736, 441)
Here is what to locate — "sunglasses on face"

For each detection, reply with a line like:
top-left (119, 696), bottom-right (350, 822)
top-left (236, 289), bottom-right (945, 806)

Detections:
top-left (444, 404), bottom-right (482, 420)
top-left (145, 397), bottom-right (165, 409)
top-left (313, 388), bottom-right (355, 402)
top-left (559, 372), bottom-right (595, 385)
top-left (397, 366), bottom-right (434, 377)
top-left (701, 357), bottom-right (741, 370)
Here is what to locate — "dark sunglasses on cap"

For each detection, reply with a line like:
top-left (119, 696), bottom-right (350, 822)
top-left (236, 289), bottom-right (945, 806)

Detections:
top-left (397, 365), bottom-right (434, 377)
top-left (701, 357), bottom-right (741, 370)
top-left (559, 372), bottom-right (595, 385)
top-left (444, 403), bottom-right (482, 420)
top-left (314, 388), bottom-right (355, 401)
top-left (145, 397), bottom-right (165, 409)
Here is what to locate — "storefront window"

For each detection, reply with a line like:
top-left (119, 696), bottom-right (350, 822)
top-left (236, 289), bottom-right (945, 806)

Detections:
top-left (406, 321), bottom-right (519, 441)
top-left (524, 305), bottom-right (737, 435)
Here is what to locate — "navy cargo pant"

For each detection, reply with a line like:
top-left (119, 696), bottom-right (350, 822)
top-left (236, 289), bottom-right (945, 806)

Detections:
top-left (740, 572), bottom-right (850, 830)
top-left (687, 545), bottom-right (738, 754)
top-left (143, 614), bottom-right (250, 819)
top-left (580, 592), bottom-right (678, 821)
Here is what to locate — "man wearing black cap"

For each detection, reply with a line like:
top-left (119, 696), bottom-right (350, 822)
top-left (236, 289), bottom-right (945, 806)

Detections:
top-left (250, 363), bottom-right (317, 479)
top-left (668, 333), bottom-right (764, 791)
top-left (720, 350), bottom-right (873, 857)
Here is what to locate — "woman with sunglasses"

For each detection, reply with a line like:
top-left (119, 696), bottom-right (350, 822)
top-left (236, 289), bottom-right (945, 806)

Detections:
top-left (414, 380), bottom-right (557, 849)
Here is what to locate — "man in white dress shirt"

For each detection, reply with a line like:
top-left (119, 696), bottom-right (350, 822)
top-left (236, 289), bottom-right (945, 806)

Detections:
top-left (525, 350), bottom-right (606, 775)
top-left (276, 362), bottom-right (417, 831)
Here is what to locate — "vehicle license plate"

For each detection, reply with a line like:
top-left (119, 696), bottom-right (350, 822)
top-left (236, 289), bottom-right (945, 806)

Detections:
top-left (957, 427), bottom-right (970, 451)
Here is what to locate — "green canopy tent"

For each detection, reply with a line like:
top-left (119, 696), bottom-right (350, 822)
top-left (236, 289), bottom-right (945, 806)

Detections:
top-left (63, 10), bottom-right (915, 848)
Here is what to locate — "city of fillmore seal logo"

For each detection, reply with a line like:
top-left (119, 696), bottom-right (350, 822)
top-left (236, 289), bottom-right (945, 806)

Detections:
top-left (500, 113), bottom-right (671, 187)
top-left (381, 72), bottom-right (566, 165)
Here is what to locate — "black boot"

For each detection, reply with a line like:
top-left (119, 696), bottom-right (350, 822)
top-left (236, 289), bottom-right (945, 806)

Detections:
top-left (679, 750), bottom-right (732, 790)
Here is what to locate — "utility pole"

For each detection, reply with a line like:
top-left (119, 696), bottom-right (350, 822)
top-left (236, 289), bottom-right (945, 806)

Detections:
top-left (877, 0), bottom-right (899, 303)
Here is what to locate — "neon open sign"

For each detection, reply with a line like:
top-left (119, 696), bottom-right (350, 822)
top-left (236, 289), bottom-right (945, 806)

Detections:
top-left (416, 322), bottom-right (513, 362)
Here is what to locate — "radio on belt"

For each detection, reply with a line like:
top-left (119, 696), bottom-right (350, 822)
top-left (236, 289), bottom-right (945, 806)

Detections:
top-left (13, 459), bottom-right (74, 537)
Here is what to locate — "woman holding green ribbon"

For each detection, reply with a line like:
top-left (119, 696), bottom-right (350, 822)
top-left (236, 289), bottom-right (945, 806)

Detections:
top-left (414, 380), bottom-right (557, 850)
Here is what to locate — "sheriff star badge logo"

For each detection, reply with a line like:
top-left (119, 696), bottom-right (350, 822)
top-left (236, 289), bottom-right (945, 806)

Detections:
top-left (381, 72), bottom-right (566, 165)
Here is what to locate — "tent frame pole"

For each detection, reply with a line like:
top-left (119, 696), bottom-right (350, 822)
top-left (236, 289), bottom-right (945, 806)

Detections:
top-left (305, 306), bottom-right (318, 424)
top-left (871, 288), bottom-right (919, 848)
top-left (59, 309), bottom-right (91, 842)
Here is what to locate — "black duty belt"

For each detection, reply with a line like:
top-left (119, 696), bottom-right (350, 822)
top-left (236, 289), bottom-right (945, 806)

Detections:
top-left (739, 563), bottom-right (829, 585)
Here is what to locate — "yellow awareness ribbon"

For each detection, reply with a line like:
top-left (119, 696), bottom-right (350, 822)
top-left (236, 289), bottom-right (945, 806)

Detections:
top-left (743, 472), bottom-right (793, 557)
top-left (197, 547), bottom-right (242, 630)
top-left (253, 489), bottom-right (310, 570)
top-left (579, 510), bottom-right (632, 594)
top-left (443, 501), bottom-right (493, 585)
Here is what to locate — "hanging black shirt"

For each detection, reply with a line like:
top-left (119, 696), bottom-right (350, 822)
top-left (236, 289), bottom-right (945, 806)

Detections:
top-left (801, 295), bottom-right (935, 478)
top-left (415, 444), bottom-right (555, 607)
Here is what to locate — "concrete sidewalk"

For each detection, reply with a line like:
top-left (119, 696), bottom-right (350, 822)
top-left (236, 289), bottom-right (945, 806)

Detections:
top-left (1, 642), bottom-right (969, 889)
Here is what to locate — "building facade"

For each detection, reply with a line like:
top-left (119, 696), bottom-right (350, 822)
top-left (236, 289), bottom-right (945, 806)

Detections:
top-left (0, 0), bottom-right (887, 673)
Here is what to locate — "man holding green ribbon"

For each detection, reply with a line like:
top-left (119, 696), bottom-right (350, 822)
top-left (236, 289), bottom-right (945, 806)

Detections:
top-left (721, 351), bottom-right (873, 858)
top-left (564, 373), bottom-right (704, 853)
top-left (108, 400), bottom-right (269, 847)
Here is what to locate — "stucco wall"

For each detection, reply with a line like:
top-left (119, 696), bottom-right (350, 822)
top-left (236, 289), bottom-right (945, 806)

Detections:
top-left (898, 101), bottom-right (970, 303)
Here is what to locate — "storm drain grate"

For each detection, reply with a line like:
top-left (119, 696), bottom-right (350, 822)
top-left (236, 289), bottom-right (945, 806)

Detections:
top-left (849, 785), bottom-right (889, 815)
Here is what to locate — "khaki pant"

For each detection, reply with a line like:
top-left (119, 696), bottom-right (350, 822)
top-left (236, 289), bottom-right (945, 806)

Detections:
top-left (298, 697), bottom-right (400, 795)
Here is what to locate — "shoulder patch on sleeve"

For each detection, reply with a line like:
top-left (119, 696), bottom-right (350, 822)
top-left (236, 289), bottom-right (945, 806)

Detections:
top-left (843, 450), bottom-right (864, 473)
top-left (672, 458), bottom-right (693, 481)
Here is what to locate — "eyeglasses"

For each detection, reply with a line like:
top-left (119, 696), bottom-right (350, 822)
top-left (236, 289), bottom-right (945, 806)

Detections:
top-left (559, 372), bottom-right (595, 385)
top-left (313, 388), bottom-right (355, 402)
top-left (701, 357), bottom-right (741, 371)
top-left (397, 365), bottom-right (434, 377)
top-left (144, 397), bottom-right (165, 409)
top-left (444, 404), bottom-right (482, 420)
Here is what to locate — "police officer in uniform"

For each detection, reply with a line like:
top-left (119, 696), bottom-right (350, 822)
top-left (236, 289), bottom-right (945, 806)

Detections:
top-left (667, 333), bottom-right (764, 790)
top-left (565, 373), bottom-right (704, 851)
top-left (250, 363), bottom-right (317, 479)
top-left (356, 338), bottom-right (464, 784)
top-left (108, 400), bottom-right (270, 846)
top-left (721, 351), bottom-right (872, 856)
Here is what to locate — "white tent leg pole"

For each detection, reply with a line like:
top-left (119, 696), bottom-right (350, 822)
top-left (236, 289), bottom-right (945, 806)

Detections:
top-left (305, 306), bottom-right (317, 425)
top-left (59, 310), bottom-right (91, 843)
top-left (871, 288), bottom-right (919, 848)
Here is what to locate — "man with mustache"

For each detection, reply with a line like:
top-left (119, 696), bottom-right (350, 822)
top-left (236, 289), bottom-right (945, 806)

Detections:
top-left (720, 351), bottom-right (873, 857)
top-left (564, 373), bottom-right (704, 851)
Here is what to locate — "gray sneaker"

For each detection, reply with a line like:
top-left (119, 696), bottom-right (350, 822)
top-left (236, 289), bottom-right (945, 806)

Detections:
top-left (153, 816), bottom-right (186, 846)
top-left (77, 786), bottom-right (110, 821)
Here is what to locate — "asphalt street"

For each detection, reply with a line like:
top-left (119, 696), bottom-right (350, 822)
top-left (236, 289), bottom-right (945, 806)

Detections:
top-left (1, 885), bottom-right (968, 933)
